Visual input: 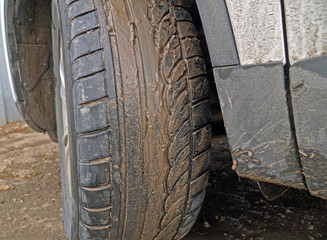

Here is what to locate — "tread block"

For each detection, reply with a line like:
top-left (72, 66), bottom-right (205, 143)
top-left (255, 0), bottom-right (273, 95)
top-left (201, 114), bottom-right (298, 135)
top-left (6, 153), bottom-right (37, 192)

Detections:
top-left (192, 100), bottom-right (210, 130)
top-left (176, 21), bottom-right (198, 38)
top-left (175, 192), bottom-right (206, 239)
top-left (188, 189), bottom-right (206, 212)
top-left (191, 150), bottom-right (210, 180)
top-left (186, 57), bottom-right (206, 79)
top-left (79, 223), bottom-right (110, 240)
top-left (71, 29), bottom-right (101, 61)
top-left (147, 2), bottom-right (169, 25)
top-left (68, 1), bottom-right (95, 20)
top-left (172, 7), bottom-right (193, 22)
top-left (189, 171), bottom-right (209, 198)
top-left (169, 61), bottom-right (187, 84)
top-left (181, 207), bottom-right (201, 231)
top-left (166, 76), bottom-right (187, 112)
top-left (192, 125), bottom-right (211, 156)
top-left (157, 14), bottom-right (177, 49)
top-left (168, 91), bottom-right (189, 135)
top-left (72, 51), bottom-right (105, 81)
top-left (168, 121), bottom-right (191, 163)
top-left (189, 76), bottom-right (209, 102)
top-left (80, 185), bottom-right (112, 209)
top-left (80, 206), bottom-right (111, 226)
top-left (162, 46), bottom-right (182, 81)
top-left (156, 215), bottom-right (182, 240)
top-left (178, 219), bottom-right (196, 239)
top-left (182, 38), bottom-right (202, 59)
top-left (74, 72), bottom-right (107, 105)
top-left (169, 0), bottom-right (195, 8)
top-left (77, 130), bottom-right (110, 162)
top-left (75, 99), bottom-right (109, 133)
top-left (79, 160), bottom-right (110, 186)
top-left (167, 146), bottom-right (190, 190)
top-left (70, 11), bottom-right (98, 40)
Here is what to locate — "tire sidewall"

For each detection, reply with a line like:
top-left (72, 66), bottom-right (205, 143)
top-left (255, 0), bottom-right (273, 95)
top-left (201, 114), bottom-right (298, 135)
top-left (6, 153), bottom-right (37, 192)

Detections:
top-left (52, 0), bottom-right (79, 238)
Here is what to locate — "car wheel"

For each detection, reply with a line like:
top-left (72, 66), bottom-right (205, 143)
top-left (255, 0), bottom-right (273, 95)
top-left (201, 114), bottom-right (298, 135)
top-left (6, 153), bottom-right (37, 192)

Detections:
top-left (52, 0), bottom-right (211, 239)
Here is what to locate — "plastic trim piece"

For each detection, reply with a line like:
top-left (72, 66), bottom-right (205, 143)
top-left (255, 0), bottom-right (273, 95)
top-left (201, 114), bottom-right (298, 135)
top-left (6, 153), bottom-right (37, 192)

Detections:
top-left (195, 0), bottom-right (239, 67)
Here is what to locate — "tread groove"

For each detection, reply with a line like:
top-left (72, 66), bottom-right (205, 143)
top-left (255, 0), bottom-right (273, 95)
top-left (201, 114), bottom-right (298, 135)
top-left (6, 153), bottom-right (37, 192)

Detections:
top-left (69, 27), bottom-right (100, 44)
top-left (76, 125), bottom-right (110, 136)
top-left (73, 69), bottom-right (106, 82)
top-left (72, 48), bottom-right (103, 62)
top-left (191, 96), bottom-right (210, 106)
top-left (77, 96), bottom-right (108, 107)
top-left (69, 9), bottom-right (97, 24)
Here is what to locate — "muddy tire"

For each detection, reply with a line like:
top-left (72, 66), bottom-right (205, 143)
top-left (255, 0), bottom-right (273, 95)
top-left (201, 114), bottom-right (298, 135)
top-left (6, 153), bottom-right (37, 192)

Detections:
top-left (52, 0), bottom-right (211, 239)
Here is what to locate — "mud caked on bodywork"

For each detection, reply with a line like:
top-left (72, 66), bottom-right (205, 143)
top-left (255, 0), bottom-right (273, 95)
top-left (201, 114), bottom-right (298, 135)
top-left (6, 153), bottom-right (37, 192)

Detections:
top-left (197, 0), bottom-right (327, 199)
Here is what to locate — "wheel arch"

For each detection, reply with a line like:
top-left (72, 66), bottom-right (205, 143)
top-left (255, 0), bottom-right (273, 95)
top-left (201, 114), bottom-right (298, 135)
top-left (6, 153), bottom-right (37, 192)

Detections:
top-left (4, 0), bottom-right (57, 141)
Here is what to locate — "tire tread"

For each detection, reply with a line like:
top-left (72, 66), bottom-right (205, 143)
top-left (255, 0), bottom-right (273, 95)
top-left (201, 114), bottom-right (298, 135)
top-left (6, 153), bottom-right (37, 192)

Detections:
top-left (147, 3), bottom-right (211, 240)
top-left (66, 1), bottom-right (113, 238)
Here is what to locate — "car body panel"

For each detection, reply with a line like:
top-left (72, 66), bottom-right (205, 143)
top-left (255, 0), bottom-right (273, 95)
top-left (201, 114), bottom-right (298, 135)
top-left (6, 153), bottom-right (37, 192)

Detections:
top-left (225, 0), bottom-right (286, 65)
top-left (285, 0), bottom-right (327, 65)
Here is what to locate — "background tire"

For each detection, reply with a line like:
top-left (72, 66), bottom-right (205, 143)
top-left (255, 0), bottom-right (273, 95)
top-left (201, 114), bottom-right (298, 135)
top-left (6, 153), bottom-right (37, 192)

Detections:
top-left (52, 0), bottom-right (211, 239)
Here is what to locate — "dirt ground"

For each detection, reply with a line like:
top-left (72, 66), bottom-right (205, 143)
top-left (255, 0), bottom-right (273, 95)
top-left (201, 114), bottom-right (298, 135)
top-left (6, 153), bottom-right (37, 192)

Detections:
top-left (0, 122), bottom-right (326, 240)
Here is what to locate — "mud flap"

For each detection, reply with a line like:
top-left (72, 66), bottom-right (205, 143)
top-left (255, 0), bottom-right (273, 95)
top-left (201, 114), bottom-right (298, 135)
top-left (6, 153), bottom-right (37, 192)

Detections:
top-left (213, 63), bottom-right (305, 189)
top-left (290, 56), bottom-right (327, 199)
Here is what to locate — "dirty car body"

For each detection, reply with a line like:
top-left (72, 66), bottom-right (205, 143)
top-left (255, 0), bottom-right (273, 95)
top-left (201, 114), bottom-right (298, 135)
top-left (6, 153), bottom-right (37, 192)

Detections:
top-left (196, 0), bottom-right (327, 199)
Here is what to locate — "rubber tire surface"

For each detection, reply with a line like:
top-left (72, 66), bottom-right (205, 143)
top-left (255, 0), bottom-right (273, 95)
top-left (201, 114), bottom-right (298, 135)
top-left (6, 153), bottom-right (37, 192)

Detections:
top-left (52, 0), bottom-right (211, 239)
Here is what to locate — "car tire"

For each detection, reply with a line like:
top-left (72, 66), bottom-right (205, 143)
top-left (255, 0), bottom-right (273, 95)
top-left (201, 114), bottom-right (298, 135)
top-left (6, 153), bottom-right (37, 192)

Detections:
top-left (52, 0), bottom-right (211, 239)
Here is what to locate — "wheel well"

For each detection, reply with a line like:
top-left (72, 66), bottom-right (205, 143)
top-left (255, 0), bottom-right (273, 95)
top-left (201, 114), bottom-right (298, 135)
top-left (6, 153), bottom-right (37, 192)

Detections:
top-left (189, 5), bottom-right (226, 138)
top-left (6, 0), bottom-right (57, 141)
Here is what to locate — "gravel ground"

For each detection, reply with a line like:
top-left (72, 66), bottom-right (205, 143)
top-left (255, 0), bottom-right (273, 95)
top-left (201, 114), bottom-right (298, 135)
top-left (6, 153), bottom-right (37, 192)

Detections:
top-left (0, 122), bottom-right (326, 240)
